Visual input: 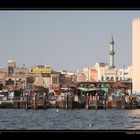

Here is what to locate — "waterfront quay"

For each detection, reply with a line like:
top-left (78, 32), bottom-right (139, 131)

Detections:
top-left (0, 80), bottom-right (138, 110)
top-left (0, 60), bottom-right (136, 110)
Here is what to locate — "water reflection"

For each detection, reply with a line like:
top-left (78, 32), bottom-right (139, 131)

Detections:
top-left (126, 109), bottom-right (140, 130)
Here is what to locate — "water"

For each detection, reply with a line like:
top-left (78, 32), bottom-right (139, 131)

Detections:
top-left (0, 109), bottom-right (140, 130)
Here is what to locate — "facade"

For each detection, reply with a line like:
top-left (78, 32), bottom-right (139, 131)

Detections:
top-left (118, 66), bottom-right (132, 81)
top-left (76, 62), bottom-right (132, 83)
top-left (95, 62), bottom-right (118, 82)
top-left (125, 66), bottom-right (133, 81)
top-left (58, 71), bottom-right (75, 84)
top-left (0, 61), bottom-right (77, 92)
top-left (0, 62), bottom-right (61, 91)
top-left (89, 67), bottom-right (98, 81)
top-left (0, 71), bottom-right (6, 83)
top-left (132, 18), bottom-right (140, 92)
top-left (76, 68), bottom-right (91, 82)
top-left (76, 72), bottom-right (86, 82)
top-left (7, 59), bottom-right (16, 77)
top-left (29, 65), bottom-right (60, 90)
top-left (0, 60), bottom-right (28, 87)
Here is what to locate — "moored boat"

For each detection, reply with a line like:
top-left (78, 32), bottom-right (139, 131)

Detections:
top-left (55, 88), bottom-right (82, 109)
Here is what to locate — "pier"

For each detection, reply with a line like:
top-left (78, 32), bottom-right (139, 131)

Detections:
top-left (0, 81), bottom-right (139, 110)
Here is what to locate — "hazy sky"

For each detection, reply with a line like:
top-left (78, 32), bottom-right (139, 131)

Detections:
top-left (0, 10), bottom-right (139, 71)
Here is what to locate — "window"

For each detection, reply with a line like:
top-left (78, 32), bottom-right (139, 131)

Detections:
top-left (110, 77), bottom-right (114, 81)
top-left (101, 76), bottom-right (104, 81)
top-left (52, 77), bottom-right (58, 84)
top-left (106, 77), bottom-right (109, 81)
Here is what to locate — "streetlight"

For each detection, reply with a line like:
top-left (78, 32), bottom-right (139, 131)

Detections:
top-left (123, 65), bottom-right (125, 81)
top-left (122, 65), bottom-right (126, 97)
top-left (23, 64), bottom-right (26, 97)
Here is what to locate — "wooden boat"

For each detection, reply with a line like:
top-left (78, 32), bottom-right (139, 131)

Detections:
top-left (55, 88), bottom-right (82, 109)
top-left (78, 87), bottom-right (108, 109)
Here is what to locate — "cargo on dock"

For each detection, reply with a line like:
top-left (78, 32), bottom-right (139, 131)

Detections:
top-left (55, 87), bottom-right (82, 109)
top-left (78, 86), bottom-right (108, 109)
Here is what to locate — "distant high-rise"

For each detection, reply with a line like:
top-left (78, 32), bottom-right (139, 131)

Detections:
top-left (109, 35), bottom-right (115, 68)
top-left (132, 18), bottom-right (140, 92)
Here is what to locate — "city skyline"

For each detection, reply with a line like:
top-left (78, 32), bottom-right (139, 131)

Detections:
top-left (0, 11), bottom-right (139, 71)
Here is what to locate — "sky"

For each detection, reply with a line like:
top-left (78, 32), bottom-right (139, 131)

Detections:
top-left (0, 10), bottom-right (139, 72)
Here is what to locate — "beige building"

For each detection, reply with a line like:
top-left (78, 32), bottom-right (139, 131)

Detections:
top-left (118, 66), bottom-right (132, 81)
top-left (76, 62), bottom-right (132, 83)
top-left (29, 65), bottom-right (60, 90)
top-left (76, 72), bottom-right (86, 82)
top-left (76, 68), bottom-right (91, 82)
top-left (0, 60), bottom-right (27, 87)
top-left (90, 67), bottom-right (98, 81)
top-left (0, 71), bottom-right (6, 83)
top-left (95, 62), bottom-right (118, 81)
top-left (0, 61), bottom-right (60, 91)
top-left (132, 18), bottom-right (140, 92)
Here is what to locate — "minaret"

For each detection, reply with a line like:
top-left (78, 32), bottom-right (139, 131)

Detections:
top-left (109, 35), bottom-right (115, 68)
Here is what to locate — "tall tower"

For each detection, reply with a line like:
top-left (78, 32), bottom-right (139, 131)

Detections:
top-left (109, 35), bottom-right (115, 68)
top-left (7, 59), bottom-right (16, 77)
top-left (132, 18), bottom-right (140, 92)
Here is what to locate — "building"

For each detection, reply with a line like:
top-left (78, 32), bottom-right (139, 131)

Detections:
top-left (76, 62), bottom-right (132, 83)
top-left (29, 65), bottom-right (60, 90)
top-left (89, 67), bottom-right (98, 81)
top-left (132, 18), bottom-right (140, 92)
top-left (58, 70), bottom-right (75, 84)
top-left (118, 66), bottom-right (132, 81)
top-left (95, 62), bottom-right (118, 81)
top-left (76, 72), bottom-right (86, 82)
top-left (7, 59), bottom-right (16, 77)
top-left (4, 60), bottom-right (27, 87)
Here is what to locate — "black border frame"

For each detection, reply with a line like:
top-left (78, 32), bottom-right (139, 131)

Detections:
top-left (0, 0), bottom-right (140, 138)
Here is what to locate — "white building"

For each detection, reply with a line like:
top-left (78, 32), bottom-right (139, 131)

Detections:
top-left (132, 18), bottom-right (140, 92)
top-left (95, 62), bottom-right (118, 81)
top-left (76, 62), bottom-right (132, 83)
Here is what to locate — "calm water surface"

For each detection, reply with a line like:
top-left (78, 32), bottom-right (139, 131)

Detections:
top-left (0, 109), bottom-right (140, 130)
